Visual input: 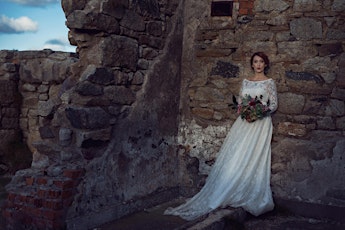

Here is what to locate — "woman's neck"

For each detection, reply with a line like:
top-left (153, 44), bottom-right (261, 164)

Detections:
top-left (250, 72), bottom-right (267, 81)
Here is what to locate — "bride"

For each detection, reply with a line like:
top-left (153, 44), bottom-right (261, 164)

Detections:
top-left (164, 52), bottom-right (278, 220)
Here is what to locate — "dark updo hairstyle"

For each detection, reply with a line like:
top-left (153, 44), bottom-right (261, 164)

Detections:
top-left (250, 52), bottom-right (270, 74)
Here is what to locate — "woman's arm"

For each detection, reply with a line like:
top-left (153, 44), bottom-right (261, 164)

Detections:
top-left (267, 80), bottom-right (278, 113)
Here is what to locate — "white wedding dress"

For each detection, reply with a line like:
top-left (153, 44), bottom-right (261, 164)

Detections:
top-left (165, 78), bottom-right (278, 220)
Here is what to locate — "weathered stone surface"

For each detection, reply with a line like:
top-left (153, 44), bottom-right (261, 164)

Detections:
top-left (266, 13), bottom-right (288, 26)
top-left (326, 28), bottom-right (345, 40)
top-left (76, 128), bottom-right (111, 147)
top-left (132, 0), bottom-right (160, 19)
top-left (336, 116), bottom-right (345, 129)
top-left (192, 87), bottom-right (226, 102)
top-left (317, 116), bottom-right (336, 130)
top-left (293, 0), bottom-right (321, 12)
top-left (147, 21), bottom-right (163, 37)
top-left (61, 0), bottom-right (87, 16)
top-left (317, 43), bottom-right (343, 57)
top-left (120, 10), bottom-right (145, 31)
top-left (326, 99), bottom-right (345, 116)
top-left (104, 86), bottom-right (136, 105)
top-left (19, 56), bottom-right (77, 83)
top-left (278, 93), bottom-right (305, 114)
top-left (192, 108), bottom-right (214, 119)
top-left (66, 11), bottom-right (120, 33)
top-left (277, 122), bottom-right (307, 137)
top-left (59, 127), bottom-right (73, 146)
top-left (277, 41), bottom-right (318, 61)
top-left (65, 106), bottom-right (110, 129)
top-left (254, 0), bottom-right (289, 12)
top-left (80, 65), bottom-right (115, 85)
top-left (331, 88), bottom-right (345, 101)
top-left (75, 82), bottom-right (103, 96)
top-left (210, 61), bottom-right (239, 78)
top-left (332, 0), bottom-right (345, 11)
top-left (39, 126), bottom-right (55, 139)
top-left (285, 71), bottom-right (323, 83)
top-left (99, 35), bottom-right (138, 71)
top-left (272, 137), bottom-right (344, 202)
top-left (290, 18), bottom-right (322, 40)
top-left (0, 80), bottom-right (17, 105)
top-left (37, 99), bottom-right (61, 117)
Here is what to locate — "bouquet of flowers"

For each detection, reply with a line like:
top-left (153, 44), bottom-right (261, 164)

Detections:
top-left (232, 94), bottom-right (271, 123)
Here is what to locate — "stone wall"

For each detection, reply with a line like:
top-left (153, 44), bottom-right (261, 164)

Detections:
top-left (0, 0), bottom-right (344, 229)
top-left (179, 0), bottom-right (345, 212)
top-left (2, 0), bottom-right (184, 229)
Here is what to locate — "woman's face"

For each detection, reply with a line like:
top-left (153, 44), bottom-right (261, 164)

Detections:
top-left (252, 55), bottom-right (266, 73)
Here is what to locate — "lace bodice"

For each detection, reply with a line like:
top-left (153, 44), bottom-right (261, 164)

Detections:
top-left (239, 79), bottom-right (278, 113)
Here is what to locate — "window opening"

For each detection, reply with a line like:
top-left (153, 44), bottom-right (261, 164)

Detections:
top-left (211, 1), bottom-right (233, 17)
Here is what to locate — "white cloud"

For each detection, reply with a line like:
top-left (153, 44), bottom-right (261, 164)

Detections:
top-left (0, 15), bottom-right (38, 33)
top-left (43, 37), bottom-right (76, 52)
top-left (8, 0), bottom-right (59, 7)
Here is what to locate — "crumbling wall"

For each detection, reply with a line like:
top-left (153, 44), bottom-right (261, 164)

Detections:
top-left (1, 0), bottom-right (344, 229)
top-left (3, 0), bottom-right (184, 229)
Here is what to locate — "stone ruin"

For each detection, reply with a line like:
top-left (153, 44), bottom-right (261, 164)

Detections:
top-left (0, 0), bottom-right (344, 229)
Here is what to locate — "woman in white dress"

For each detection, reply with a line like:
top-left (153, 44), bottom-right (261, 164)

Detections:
top-left (165, 52), bottom-right (278, 220)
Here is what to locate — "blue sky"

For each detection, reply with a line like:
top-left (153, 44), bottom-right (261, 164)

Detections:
top-left (0, 0), bottom-right (76, 52)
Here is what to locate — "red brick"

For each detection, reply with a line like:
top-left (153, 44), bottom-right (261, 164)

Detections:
top-left (33, 198), bottom-right (43, 208)
top-left (16, 194), bottom-right (28, 203)
top-left (2, 209), bottom-right (14, 219)
top-left (36, 177), bottom-right (48, 185)
top-left (53, 179), bottom-right (75, 190)
top-left (240, 1), bottom-right (254, 9)
top-left (43, 199), bottom-right (63, 210)
top-left (37, 189), bottom-right (47, 198)
top-left (61, 189), bottom-right (74, 199)
top-left (7, 193), bottom-right (17, 202)
top-left (26, 196), bottom-right (35, 206)
top-left (42, 209), bottom-right (64, 221)
top-left (63, 198), bottom-right (74, 208)
top-left (239, 8), bottom-right (248, 15)
top-left (47, 189), bottom-right (62, 199)
top-left (33, 218), bottom-right (46, 229)
top-left (26, 177), bottom-right (35, 186)
top-left (63, 169), bottom-right (85, 179)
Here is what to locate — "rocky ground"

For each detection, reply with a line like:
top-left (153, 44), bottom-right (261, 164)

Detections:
top-left (0, 181), bottom-right (344, 230)
top-left (96, 198), bottom-right (345, 230)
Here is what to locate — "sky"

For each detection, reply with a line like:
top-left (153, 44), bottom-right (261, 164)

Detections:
top-left (0, 0), bottom-right (76, 52)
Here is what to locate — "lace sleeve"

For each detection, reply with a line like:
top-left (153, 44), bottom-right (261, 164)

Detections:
top-left (267, 80), bottom-right (278, 113)
top-left (237, 80), bottom-right (245, 104)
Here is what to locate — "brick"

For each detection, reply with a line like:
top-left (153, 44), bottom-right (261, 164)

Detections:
top-left (26, 177), bottom-right (35, 186)
top-left (7, 193), bottom-right (17, 202)
top-left (16, 194), bottom-right (27, 203)
top-left (37, 189), bottom-right (47, 198)
top-left (63, 198), bottom-right (74, 208)
top-left (46, 219), bottom-right (66, 229)
top-left (53, 179), bottom-right (75, 190)
top-left (240, 1), bottom-right (254, 9)
top-left (33, 198), bottom-right (43, 208)
top-left (43, 199), bottom-right (63, 210)
top-left (239, 8), bottom-right (248, 15)
top-left (2, 209), bottom-right (14, 219)
top-left (61, 189), bottom-right (74, 199)
top-left (36, 177), bottom-right (48, 185)
top-left (33, 218), bottom-right (47, 229)
top-left (42, 209), bottom-right (64, 221)
top-left (47, 189), bottom-right (62, 199)
top-left (63, 169), bottom-right (85, 179)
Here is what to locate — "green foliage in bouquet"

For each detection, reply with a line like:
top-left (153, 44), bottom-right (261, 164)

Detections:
top-left (232, 94), bottom-right (271, 123)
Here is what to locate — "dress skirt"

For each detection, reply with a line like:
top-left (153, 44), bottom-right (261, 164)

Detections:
top-left (164, 116), bottom-right (274, 220)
